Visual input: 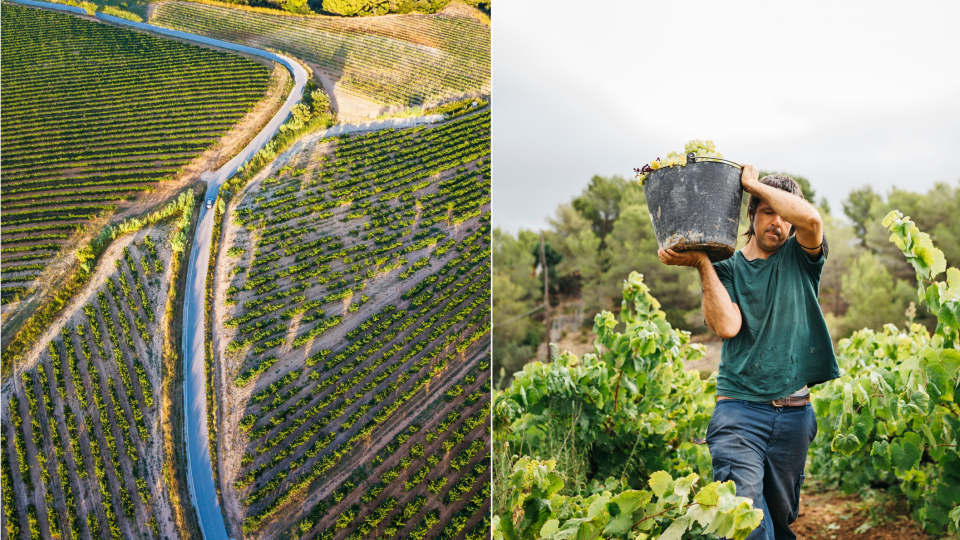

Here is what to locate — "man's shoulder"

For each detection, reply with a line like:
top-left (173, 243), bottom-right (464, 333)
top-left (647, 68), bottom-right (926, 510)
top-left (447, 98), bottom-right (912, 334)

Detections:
top-left (712, 251), bottom-right (739, 271)
top-left (711, 253), bottom-right (738, 285)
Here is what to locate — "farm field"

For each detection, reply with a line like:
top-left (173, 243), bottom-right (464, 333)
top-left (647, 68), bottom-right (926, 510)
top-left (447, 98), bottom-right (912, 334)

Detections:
top-left (493, 215), bottom-right (960, 538)
top-left (1, 191), bottom-right (198, 540)
top-left (0, 3), bottom-right (272, 308)
top-left (210, 108), bottom-right (492, 538)
top-left (150, 1), bottom-right (490, 109)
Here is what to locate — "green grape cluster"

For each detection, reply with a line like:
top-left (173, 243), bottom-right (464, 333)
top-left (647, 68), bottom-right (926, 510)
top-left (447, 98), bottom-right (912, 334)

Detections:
top-left (635, 139), bottom-right (728, 185)
top-left (684, 139), bottom-right (723, 159)
top-left (649, 151), bottom-right (687, 171)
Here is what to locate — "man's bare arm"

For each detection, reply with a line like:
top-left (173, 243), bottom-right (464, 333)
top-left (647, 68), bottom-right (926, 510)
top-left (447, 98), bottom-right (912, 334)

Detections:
top-left (741, 164), bottom-right (824, 259)
top-left (658, 249), bottom-right (741, 339)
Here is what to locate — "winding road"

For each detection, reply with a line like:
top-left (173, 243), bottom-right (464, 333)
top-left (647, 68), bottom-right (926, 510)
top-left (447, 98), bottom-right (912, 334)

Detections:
top-left (12, 1), bottom-right (305, 538)
top-left (11, 2), bottom-right (450, 538)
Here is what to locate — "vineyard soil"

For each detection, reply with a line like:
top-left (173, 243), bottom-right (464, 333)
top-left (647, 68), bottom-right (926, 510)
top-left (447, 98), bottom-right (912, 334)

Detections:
top-left (1, 200), bottom-right (197, 540)
top-left (251, 349), bottom-right (489, 540)
top-left (794, 485), bottom-right (932, 540)
top-left (307, 62), bottom-right (400, 123)
top-left (207, 109), bottom-right (491, 538)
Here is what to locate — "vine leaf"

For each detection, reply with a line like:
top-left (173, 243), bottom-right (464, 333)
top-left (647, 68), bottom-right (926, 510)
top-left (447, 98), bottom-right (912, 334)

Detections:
top-left (648, 470), bottom-right (673, 499)
top-left (602, 490), bottom-right (651, 536)
top-left (831, 432), bottom-right (861, 456)
top-left (732, 502), bottom-right (765, 540)
top-left (519, 498), bottom-right (552, 539)
top-left (889, 441), bottom-right (921, 472)
top-left (940, 349), bottom-right (960, 378)
top-left (871, 441), bottom-right (891, 469)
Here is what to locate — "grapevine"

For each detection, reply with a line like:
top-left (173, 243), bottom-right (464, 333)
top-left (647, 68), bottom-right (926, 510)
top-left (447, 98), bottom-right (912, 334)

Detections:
top-left (808, 210), bottom-right (960, 534)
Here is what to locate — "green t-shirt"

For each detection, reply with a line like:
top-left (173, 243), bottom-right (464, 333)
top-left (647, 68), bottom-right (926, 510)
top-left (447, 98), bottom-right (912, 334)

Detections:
top-left (712, 236), bottom-right (840, 401)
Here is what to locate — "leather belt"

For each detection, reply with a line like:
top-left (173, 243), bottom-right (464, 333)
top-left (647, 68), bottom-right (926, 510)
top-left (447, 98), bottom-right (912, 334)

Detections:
top-left (717, 394), bottom-right (811, 407)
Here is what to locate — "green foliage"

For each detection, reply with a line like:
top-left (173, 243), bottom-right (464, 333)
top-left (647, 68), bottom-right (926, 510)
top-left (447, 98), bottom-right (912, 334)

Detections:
top-left (282, 0), bottom-right (313, 13)
top-left (495, 272), bottom-right (716, 488)
top-left (835, 251), bottom-right (915, 337)
top-left (843, 186), bottom-right (883, 243)
top-left (571, 175), bottom-right (632, 251)
top-left (152, 1), bottom-right (488, 106)
top-left (809, 210), bottom-right (960, 535)
top-left (493, 228), bottom-right (545, 384)
top-left (494, 272), bottom-right (764, 539)
top-left (322, 0), bottom-right (465, 16)
top-left (100, 5), bottom-right (144, 21)
top-left (1, 4), bottom-right (267, 281)
top-left (492, 458), bottom-right (761, 540)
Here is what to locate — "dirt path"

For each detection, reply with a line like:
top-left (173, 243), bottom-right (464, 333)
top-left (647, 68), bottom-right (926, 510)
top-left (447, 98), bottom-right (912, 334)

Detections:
top-left (1, 222), bottom-right (181, 540)
top-left (794, 484), bottom-right (933, 540)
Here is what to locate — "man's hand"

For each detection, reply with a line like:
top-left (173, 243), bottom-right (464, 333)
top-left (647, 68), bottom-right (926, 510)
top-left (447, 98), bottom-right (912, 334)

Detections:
top-left (658, 248), bottom-right (708, 269)
top-left (741, 163), bottom-right (760, 193)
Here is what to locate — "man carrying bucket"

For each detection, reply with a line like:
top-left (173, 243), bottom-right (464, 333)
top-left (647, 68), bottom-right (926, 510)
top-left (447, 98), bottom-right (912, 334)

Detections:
top-left (657, 164), bottom-right (840, 540)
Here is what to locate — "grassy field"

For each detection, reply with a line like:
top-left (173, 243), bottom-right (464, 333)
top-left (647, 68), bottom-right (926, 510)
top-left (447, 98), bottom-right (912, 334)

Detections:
top-left (1, 197), bottom-right (196, 540)
top-left (150, 0), bottom-right (490, 107)
top-left (0, 3), bottom-right (271, 306)
top-left (212, 109), bottom-right (491, 538)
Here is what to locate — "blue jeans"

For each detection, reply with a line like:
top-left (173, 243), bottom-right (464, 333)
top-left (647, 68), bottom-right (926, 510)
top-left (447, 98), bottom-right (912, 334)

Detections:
top-left (706, 399), bottom-right (818, 540)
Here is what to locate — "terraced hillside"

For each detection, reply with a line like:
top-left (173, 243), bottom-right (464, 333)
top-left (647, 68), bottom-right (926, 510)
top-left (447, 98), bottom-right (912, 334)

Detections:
top-left (211, 109), bottom-right (491, 538)
top-left (1, 193), bottom-right (197, 540)
top-left (0, 3), bottom-right (272, 306)
top-left (151, 1), bottom-right (490, 108)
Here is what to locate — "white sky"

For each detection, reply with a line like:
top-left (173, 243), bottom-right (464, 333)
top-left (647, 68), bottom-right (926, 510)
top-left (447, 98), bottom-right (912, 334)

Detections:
top-left (492, 0), bottom-right (960, 234)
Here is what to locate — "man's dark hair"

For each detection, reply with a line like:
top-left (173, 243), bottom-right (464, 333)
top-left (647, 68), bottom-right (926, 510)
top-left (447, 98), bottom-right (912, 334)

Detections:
top-left (743, 174), bottom-right (805, 239)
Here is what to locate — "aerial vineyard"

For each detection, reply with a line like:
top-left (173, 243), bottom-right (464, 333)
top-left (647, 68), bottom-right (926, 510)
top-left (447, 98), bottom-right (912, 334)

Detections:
top-left (0, 3), bottom-right (270, 304)
top-left (213, 109), bottom-right (492, 538)
top-left (150, 1), bottom-right (490, 107)
top-left (1, 209), bottom-right (194, 540)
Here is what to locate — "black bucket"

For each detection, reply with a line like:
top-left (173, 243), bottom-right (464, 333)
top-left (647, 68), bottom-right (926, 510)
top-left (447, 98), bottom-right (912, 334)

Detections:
top-left (643, 156), bottom-right (743, 262)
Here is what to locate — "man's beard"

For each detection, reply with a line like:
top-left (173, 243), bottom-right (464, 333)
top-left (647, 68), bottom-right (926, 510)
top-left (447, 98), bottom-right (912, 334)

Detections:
top-left (756, 225), bottom-right (787, 252)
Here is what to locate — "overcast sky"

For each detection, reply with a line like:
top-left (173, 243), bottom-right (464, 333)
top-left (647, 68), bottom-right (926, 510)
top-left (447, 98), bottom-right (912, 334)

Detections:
top-left (492, 1), bottom-right (960, 234)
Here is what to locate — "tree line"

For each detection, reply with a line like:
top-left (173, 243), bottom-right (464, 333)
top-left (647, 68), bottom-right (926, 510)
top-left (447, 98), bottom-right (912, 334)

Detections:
top-left (493, 173), bottom-right (960, 384)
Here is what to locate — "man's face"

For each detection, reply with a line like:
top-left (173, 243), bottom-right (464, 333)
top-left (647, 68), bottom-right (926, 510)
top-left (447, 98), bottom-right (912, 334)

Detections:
top-left (752, 201), bottom-right (791, 252)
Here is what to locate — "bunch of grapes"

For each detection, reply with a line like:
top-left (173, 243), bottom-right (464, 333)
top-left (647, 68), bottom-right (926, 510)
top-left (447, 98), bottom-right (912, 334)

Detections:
top-left (634, 139), bottom-right (727, 185)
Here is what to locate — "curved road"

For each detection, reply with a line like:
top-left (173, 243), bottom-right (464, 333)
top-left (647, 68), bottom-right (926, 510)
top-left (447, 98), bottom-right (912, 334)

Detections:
top-left (11, 1), bottom-right (307, 538)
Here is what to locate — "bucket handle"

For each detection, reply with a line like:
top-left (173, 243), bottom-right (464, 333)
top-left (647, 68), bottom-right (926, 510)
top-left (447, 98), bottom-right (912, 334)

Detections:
top-left (687, 153), bottom-right (742, 169)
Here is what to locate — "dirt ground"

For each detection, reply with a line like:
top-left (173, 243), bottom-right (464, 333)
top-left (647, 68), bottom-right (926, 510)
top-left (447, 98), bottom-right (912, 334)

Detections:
top-left (794, 485), bottom-right (933, 540)
top-left (210, 121), bottom-right (490, 536)
top-left (1, 222), bottom-right (180, 540)
top-left (308, 62), bottom-right (406, 123)
top-left (290, 349), bottom-right (490, 540)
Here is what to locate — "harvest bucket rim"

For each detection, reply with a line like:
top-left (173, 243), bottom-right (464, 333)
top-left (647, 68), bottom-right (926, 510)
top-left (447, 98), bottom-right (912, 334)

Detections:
top-left (645, 158), bottom-right (742, 182)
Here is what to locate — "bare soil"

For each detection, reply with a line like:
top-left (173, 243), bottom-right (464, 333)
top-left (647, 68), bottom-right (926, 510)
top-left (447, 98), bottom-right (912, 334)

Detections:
top-left (308, 62), bottom-right (404, 123)
top-left (109, 62), bottom-right (290, 225)
top-left (0, 221), bottom-right (181, 540)
top-left (272, 349), bottom-right (490, 540)
top-left (209, 125), bottom-right (490, 536)
top-left (794, 486), bottom-right (933, 540)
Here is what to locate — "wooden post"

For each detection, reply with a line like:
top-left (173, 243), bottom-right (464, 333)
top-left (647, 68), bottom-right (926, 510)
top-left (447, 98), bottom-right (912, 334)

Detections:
top-left (541, 232), bottom-right (550, 361)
